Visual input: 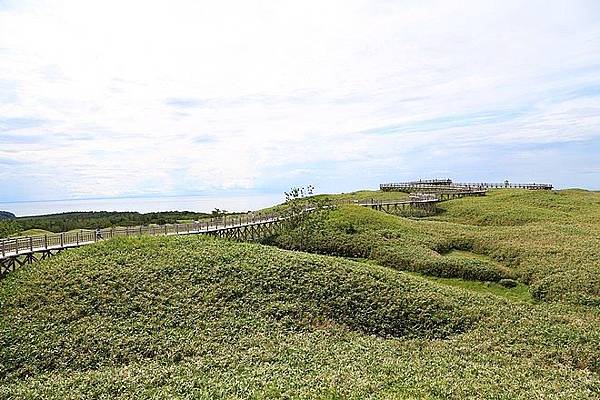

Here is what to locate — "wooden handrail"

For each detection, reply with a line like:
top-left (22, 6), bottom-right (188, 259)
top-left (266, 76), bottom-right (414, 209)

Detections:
top-left (0, 211), bottom-right (289, 261)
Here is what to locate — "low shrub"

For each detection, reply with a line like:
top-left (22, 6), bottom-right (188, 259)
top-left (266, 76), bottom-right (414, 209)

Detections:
top-left (530, 270), bottom-right (600, 306)
top-left (499, 279), bottom-right (518, 288)
top-left (374, 246), bottom-right (512, 282)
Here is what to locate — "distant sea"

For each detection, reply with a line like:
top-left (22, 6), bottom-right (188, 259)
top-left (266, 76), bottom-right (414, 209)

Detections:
top-left (1, 193), bottom-right (283, 217)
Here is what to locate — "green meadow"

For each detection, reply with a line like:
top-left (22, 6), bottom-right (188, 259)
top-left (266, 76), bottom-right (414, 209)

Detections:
top-left (1, 189), bottom-right (599, 398)
top-left (272, 189), bottom-right (600, 306)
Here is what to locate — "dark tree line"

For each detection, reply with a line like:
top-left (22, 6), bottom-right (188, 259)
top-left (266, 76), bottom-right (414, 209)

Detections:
top-left (0, 211), bottom-right (16, 220)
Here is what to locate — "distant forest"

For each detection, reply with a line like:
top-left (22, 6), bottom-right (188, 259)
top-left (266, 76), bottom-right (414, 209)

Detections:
top-left (0, 211), bottom-right (216, 237)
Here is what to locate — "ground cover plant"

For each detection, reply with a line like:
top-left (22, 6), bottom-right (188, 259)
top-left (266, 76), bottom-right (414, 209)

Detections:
top-left (1, 235), bottom-right (599, 399)
top-left (405, 271), bottom-right (533, 303)
top-left (268, 189), bottom-right (600, 306)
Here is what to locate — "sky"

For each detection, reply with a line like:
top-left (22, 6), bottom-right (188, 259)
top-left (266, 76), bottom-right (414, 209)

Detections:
top-left (1, 0), bottom-right (600, 207)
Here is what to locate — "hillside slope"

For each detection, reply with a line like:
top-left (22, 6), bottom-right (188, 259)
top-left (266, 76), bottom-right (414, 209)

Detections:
top-left (270, 189), bottom-right (600, 306)
top-left (1, 235), bottom-right (598, 398)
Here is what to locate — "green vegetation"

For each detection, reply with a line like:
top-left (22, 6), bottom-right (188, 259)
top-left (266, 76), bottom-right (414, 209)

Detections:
top-left (261, 189), bottom-right (409, 214)
top-left (8, 228), bottom-right (54, 237)
top-left (1, 235), bottom-right (599, 398)
top-left (2, 188), bottom-right (599, 398)
top-left (267, 189), bottom-right (600, 306)
top-left (430, 188), bottom-right (600, 226)
top-left (407, 272), bottom-right (533, 302)
top-left (0, 219), bottom-right (20, 238)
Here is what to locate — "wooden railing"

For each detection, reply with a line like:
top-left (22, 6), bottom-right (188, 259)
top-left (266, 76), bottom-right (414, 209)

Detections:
top-left (453, 182), bottom-right (553, 190)
top-left (380, 184), bottom-right (486, 193)
top-left (1, 212), bottom-right (280, 260)
top-left (0, 186), bottom-right (499, 274)
top-left (380, 181), bottom-right (552, 192)
top-left (331, 197), bottom-right (438, 206)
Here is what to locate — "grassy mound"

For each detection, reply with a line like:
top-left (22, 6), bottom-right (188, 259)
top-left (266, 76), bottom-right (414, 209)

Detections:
top-left (433, 189), bottom-right (600, 305)
top-left (271, 206), bottom-right (515, 283)
top-left (269, 189), bottom-right (600, 306)
top-left (1, 235), bottom-right (599, 398)
top-left (9, 228), bottom-right (54, 237)
top-left (1, 235), bottom-right (475, 383)
top-left (432, 189), bottom-right (600, 226)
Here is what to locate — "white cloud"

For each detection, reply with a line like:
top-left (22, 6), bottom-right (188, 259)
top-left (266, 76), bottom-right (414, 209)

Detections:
top-left (1, 0), bottom-right (600, 201)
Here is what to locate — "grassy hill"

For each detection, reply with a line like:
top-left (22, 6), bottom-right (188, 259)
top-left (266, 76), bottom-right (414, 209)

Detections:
top-left (1, 189), bottom-right (599, 398)
top-left (270, 189), bottom-right (600, 306)
top-left (8, 228), bottom-right (54, 237)
top-left (1, 235), bottom-right (598, 398)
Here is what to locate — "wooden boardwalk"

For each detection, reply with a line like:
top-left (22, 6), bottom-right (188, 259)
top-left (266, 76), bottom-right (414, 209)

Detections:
top-left (0, 186), bottom-right (505, 278)
top-left (350, 190), bottom-right (483, 213)
top-left (358, 199), bottom-right (438, 213)
top-left (0, 213), bottom-right (282, 278)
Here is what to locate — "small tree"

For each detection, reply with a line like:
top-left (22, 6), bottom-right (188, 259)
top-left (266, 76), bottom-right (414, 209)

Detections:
top-left (281, 185), bottom-right (331, 250)
top-left (211, 208), bottom-right (228, 222)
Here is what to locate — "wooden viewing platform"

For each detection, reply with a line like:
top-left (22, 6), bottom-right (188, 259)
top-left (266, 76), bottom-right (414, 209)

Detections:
top-left (380, 179), bottom-right (552, 192)
top-left (453, 182), bottom-right (553, 190)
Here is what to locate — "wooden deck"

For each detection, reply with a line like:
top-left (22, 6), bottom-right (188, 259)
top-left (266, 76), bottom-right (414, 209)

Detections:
top-left (0, 213), bottom-right (282, 278)
top-left (380, 180), bottom-right (552, 192)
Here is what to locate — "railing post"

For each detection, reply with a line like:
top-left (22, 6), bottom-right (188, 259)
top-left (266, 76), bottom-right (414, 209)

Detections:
top-left (1, 240), bottom-right (4, 257)
top-left (76, 231), bottom-right (80, 245)
top-left (45, 235), bottom-right (48, 249)
top-left (60, 233), bottom-right (64, 248)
